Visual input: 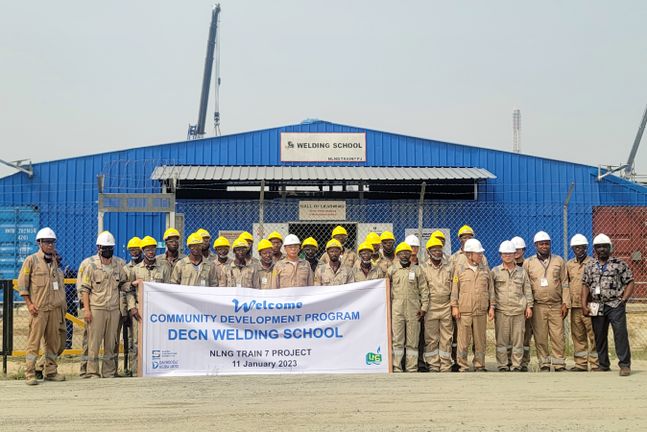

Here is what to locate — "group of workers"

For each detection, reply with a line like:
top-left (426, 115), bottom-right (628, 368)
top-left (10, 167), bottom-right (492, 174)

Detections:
top-left (17, 223), bottom-right (634, 384)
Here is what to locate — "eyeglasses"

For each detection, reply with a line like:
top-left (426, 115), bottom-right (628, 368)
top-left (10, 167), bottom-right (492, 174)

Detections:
top-left (40, 239), bottom-right (56, 244)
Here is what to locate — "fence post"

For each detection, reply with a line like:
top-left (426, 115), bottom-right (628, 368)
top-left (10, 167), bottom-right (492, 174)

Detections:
top-left (562, 181), bottom-right (575, 354)
top-left (417, 182), bottom-right (426, 260)
top-left (2, 280), bottom-right (14, 375)
top-left (258, 179), bottom-right (266, 238)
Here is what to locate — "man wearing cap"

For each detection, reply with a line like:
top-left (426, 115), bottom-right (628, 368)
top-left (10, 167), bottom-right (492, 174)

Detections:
top-left (365, 232), bottom-right (382, 264)
top-left (523, 231), bottom-right (570, 372)
top-left (387, 242), bottom-right (428, 372)
top-left (256, 239), bottom-right (275, 289)
top-left (353, 242), bottom-right (385, 281)
top-left (567, 234), bottom-right (599, 372)
top-left (170, 233), bottom-right (221, 286)
top-left (450, 225), bottom-right (489, 270)
top-left (379, 231), bottom-right (396, 269)
top-left (156, 228), bottom-right (186, 273)
top-left (451, 239), bottom-right (494, 372)
top-left (80, 231), bottom-right (133, 378)
top-left (431, 230), bottom-right (449, 263)
top-left (405, 235), bottom-right (421, 265)
top-left (196, 228), bottom-right (215, 261)
top-left (118, 236), bottom-right (143, 374)
top-left (510, 236), bottom-right (534, 370)
top-left (127, 236), bottom-right (169, 376)
top-left (319, 226), bottom-right (358, 269)
top-left (18, 227), bottom-right (67, 385)
top-left (421, 237), bottom-right (454, 372)
top-left (224, 239), bottom-right (261, 289)
top-left (239, 231), bottom-right (261, 267)
top-left (213, 236), bottom-right (232, 286)
top-left (582, 234), bottom-right (634, 376)
top-left (492, 240), bottom-right (533, 372)
top-left (315, 239), bottom-right (354, 286)
top-left (268, 231), bottom-right (285, 263)
top-left (302, 237), bottom-right (320, 272)
top-left (271, 234), bottom-right (314, 288)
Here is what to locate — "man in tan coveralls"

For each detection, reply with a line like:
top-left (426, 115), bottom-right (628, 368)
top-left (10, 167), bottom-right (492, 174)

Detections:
top-left (224, 238), bottom-right (261, 288)
top-left (80, 231), bottom-right (132, 378)
top-left (256, 239), bottom-right (275, 289)
top-left (170, 233), bottom-right (221, 286)
top-left (387, 242), bottom-right (428, 372)
top-left (523, 231), bottom-right (570, 372)
top-left (421, 237), bottom-right (453, 372)
top-left (271, 234), bottom-right (313, 288)
top-left (451, 239), bottom-right (495, 372)
top-left (353, 242), bottom-right (385, 282)
top-left (315, 239), bottom-right (354, 286)
top-left (567, 234), bottom-right (599, 371)
top-left (492, 240), bottom-right (533, 372)
top-left (213, 236), bottom-right (232, 287)
top-left (156, 228), bottom-right (186, 274)
top-left (319, 226), bottom-right (358, 269)
top-left (19, 227), bottom-right (67, 385)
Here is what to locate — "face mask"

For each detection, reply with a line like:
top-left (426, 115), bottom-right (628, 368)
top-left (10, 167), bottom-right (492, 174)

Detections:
top-left (399, 258), bottom-right (410, 266)
top-left (100, 248), bottom-right (114, 259)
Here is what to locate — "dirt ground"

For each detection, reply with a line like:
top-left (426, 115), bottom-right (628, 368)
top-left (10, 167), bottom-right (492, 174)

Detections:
top-left (1, 361), bottom-right (646, 431)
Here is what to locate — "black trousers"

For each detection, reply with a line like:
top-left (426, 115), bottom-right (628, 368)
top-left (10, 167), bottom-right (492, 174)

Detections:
top-left (591, 303), bottom-right (631, 369)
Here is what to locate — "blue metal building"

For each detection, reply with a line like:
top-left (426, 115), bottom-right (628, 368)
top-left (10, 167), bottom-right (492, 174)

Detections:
top-left (1, 120), bottom-right (646, 280)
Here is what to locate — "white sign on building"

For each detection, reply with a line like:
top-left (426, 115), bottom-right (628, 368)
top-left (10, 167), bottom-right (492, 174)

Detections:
top-left (280, 132), bottom-right (366, 162)
top-left (299, 201), bottom-right (347, 221)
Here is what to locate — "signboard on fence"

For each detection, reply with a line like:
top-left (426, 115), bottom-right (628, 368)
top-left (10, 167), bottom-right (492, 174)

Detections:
top-left (298, 201), bottom-right (347, 221)
top-left (140, 280), bottom-right (390, 376)
top-left (280, 132), bottom-right (366, 162)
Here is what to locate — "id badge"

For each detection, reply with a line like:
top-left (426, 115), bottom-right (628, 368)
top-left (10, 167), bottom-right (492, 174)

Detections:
top-left (408, 271), bottom-right (415, 281)
top-left (540, 278), bottom-right (548, 287)
top-left (53, 281), bottom-right (59, 291)
top-left (594, 286), bottom-right (601, 296)
top-left (261, 277), bottom-right (268, 285)
top-left (200, 279), bottom-right (206, 287)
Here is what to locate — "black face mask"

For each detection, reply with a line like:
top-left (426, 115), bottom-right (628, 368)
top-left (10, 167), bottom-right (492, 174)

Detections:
top-left (100, 248), bottom-right (114, 259)
top-left (399, 258), bottom-right (410, 267)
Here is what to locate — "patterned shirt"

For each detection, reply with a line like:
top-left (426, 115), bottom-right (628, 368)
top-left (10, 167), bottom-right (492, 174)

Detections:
top-left (582, 257), bottom-right (633, 308)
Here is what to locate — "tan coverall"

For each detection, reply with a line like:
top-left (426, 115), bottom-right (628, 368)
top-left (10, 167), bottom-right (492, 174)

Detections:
top-left (451, 262), bottom-right (494, 372)
top-left (126, 260), bottom-right (170, 376)
top-left (80, 256), bottom-right (131, 378)
top-left (421, 259), bottom-right (454, 372)
top-left (170, 256), bottom-right (221, 286)
top-left (156, 251), bottom-right (186, 274)
top-left (319, 248), bottom-right (358, 269)
top-left (214, 257), bottom-right (233, 287)
top-left (257, 262), bottom-right (274, 289)
top-left (567, 256), bottom-right (599, 370)
top-left (76, 256), bottom-right (94, 377)
top-left (377, 254), bottom-right (395, 274)
top-left (524, 255), bottom-right (570, 370)
top-left (224, 261), bottom-right (261, 288)
top-left (18, 251), bottom-right (67, 380)
top-left (491, 264), bottom-right (533, 370)
top-left (314, 262), bottom-right (355, 286)
top-left (270, 259), bottom-right (314, 289)
top-left (387, 262), bottom-right (429, 372)
top-left (352, 263), bottom-right (385, 282)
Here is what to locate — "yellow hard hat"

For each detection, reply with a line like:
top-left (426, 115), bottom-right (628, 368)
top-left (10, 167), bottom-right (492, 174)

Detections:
top-left (302, 237), bottom-right (319, 249)
top-left (431, 230), bottom-right (445, 240)
top-left (426, 236), bottom-right (444, 250)
top-left (458, 225), bottom-right (474, 237)
top-left (239, 231), bottom-right (254, 242)
top-left (213, 236), bottom-right (230, 249)
top-left (326, 238), bottom-right (343, 250)
top-left (257, 238), bottom-right (273, 252)
top-left (365, 232), bottom-right (381, 245)
top-left (163, 228), bottom-right (180, 240)
top-left (127, 237), bottom-right (142, 249)
top-left (232, 238), bottom-right (249, 250)
top-left (140, 236), bottom-right (157, 249)
top-left (395, 242), bottom-right (413, 255)
top-left (187, 232), bottom-right (204, 246)
top-left (196, 228), bottom-right (211, 238)
top-left (380, 231), bottom-right (395, 242)
top-left (357, 242), bottom-right (373, 253)
top-left (332, 226), bottom-right (347, 237)
top-left (268, 231), bottom-right (283, 241)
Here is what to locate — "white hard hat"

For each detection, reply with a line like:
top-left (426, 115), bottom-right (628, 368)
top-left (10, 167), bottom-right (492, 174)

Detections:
top-left (511, 236), bottom-right (526, 249)
top-left (570, 234), bottom-right (589, 247)
top-left (533, 231), bottom-right (551, 243)
top-left (36, 227), bottom-right (57, 241)
top-left (593, 233), bottom-right (612, 245)
top-left (404, 234), bottom-right (420, 247)
top-left (498, 240), bottom-right (516, 254)
top-left (283, 234), bottom-right (300, 246)
top-left (464, 238), bottom-right (485, 253)
top-left (96, 231), bottom-right (116, 246)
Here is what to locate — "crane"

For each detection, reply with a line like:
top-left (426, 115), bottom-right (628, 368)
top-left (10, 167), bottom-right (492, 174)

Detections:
top-left (187, 4), bottom-right (221, 140)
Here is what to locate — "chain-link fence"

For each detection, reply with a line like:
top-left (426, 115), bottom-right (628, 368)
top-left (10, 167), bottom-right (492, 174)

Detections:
top-left (3, 197), bottom-right (647, 370)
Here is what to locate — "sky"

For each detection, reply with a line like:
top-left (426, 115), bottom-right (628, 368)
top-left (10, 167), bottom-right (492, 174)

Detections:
top-left (1, 0), bottom-right (646, 178)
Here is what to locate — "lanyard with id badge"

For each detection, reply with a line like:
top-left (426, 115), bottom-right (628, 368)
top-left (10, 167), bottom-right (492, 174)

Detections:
top-left (539, 257), bottom-right (552, 288)
top-left (408, 271), bottom-right (416, 282)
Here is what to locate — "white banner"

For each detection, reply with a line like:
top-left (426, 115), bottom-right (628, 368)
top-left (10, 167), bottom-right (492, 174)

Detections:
top-left (280, 132), bottom-right (366, 162)
top-left (140, 280), bottom-right (390, 376)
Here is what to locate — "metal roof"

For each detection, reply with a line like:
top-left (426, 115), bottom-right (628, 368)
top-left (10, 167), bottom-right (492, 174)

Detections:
top-left (150, 165), bottom-right (496, 182)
